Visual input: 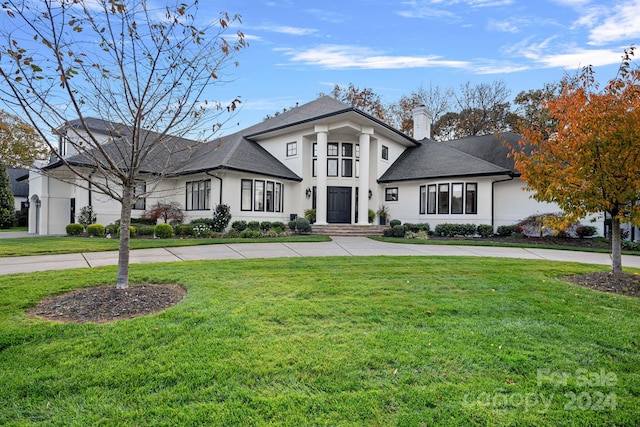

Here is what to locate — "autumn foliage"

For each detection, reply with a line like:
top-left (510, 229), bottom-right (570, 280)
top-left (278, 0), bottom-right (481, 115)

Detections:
top-left (512, 47), bottom-right (640, 272)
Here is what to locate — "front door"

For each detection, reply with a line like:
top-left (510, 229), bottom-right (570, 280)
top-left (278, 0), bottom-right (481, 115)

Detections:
top-left (327, 186), bottom-right (351, 223)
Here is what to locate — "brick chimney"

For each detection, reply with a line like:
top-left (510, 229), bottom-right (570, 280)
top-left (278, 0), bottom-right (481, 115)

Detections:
top-left (412, 105), bottom-right (431, 140)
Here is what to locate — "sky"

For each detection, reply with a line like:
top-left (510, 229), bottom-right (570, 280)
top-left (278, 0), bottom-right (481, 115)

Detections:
top-left (203, 0), bottom-right (640, 133)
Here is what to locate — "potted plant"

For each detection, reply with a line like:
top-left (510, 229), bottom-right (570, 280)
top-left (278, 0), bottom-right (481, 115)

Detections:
top-left (377, 205), bottom-right (389, 225)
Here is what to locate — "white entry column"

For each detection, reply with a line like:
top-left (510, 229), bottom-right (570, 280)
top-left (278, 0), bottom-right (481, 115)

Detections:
top-left (357, 127), bottom-right (373, 225)
top-left (315, 125), bottom-right (328, 225)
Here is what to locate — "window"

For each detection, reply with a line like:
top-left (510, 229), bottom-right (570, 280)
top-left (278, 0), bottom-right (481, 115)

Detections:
top-left (313, 142), bottom-right (318, 157)
top-left (275, 183), bottom-right (282, 212)
top-left (451, 183), bottom-right (464, 214)
top-left (286, 142), bottom-right (297, 157)
top-left (242, 179), bottom-right (283, 212)
top-left (385, 187), bottom-right (399, 202)
top-left (186, 180), bottom-right (210, 210)
top-left (327, 142), bottom-right (338, 156)
top-left (381, 145), bottom-right (389, 160)
top-left (312, 159), bottom-right (317, 177)
top-left (133, 182), bottom-right (146, 210)
top-left (355, 144), bottom-right (360, 159)
top-left (342, 159), bottom-right (353, 177)
top-left (465, 183), bottom-right (477, 214)
top-left (438, 183), bottom-right (449, 214)
top-left (327, 159), bottom-right (338, 177)
top-left (266, 181), bottom-right (275, 212)
top-left (254, 180), bottom-right (265, 211)
top-left (241, 179), bottom-right (252, 211)
top-left (355, 159), bottom-right (360, 178)
top-left (427, 185), bottom-right (436, 214)
top-left (342, 143), bottom-right (353, 157)
top-left (419, 185), bottom-right (426, 214)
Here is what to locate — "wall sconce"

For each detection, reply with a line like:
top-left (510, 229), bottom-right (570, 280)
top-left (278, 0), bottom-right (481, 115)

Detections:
top-left (368, 190), bottom-right (373, 200)
top-left (23, 200), bottom-right (30, 209)
top-left (305, 188), bottom-right (312, 199)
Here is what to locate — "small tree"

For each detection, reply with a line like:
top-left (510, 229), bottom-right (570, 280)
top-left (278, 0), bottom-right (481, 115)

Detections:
top-left (211, 203), bottom-right (231, 232)
top-left (142, 202), bottom-right (184, 224)
top-left (511, 47), bottom-right (640, 273)
top-left (0, 164), bottom-right (14, 228)
top-left (77, 206), bottom-right (97, 230)
top-left (0, 1), bottom-right (246, 289)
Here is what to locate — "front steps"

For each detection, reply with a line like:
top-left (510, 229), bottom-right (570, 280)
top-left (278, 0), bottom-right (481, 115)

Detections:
top-left (311, 224), bottom-right (387, 237)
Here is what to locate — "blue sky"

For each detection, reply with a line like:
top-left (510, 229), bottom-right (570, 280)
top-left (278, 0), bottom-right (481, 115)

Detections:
top-left (205, 0), bottom-right (640, 132)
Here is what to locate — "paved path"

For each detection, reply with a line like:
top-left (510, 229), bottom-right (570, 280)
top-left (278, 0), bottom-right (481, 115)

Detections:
top-left (1, 236), bottom-right (638, 276)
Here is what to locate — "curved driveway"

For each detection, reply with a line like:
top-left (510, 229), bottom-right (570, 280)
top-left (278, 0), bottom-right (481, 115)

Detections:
top-left (1, 236), bottom-right (639, 276)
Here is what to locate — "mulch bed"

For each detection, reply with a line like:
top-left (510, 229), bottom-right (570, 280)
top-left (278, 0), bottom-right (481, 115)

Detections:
top-left (561, 272), bottom-right (640, 298)
top-left (27, 284), bottom-right (187, 324)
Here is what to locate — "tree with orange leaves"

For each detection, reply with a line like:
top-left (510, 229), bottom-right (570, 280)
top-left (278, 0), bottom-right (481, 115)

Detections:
top-left (511, 47), bottom-right (640, 273)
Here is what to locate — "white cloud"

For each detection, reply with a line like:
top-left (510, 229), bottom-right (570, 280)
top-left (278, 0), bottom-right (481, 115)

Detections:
top-left (397, 0), bottom-right (512, 18)
top-left (587, 0), bottom-right (640, 45)
top-left (252, 24), bottom-right (318, 36)
top-left (277, 45), bottom-right (470, 70)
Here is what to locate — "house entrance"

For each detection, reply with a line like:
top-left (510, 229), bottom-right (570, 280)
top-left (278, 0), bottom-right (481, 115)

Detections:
top-left (327, 186), bottom-right (351, 223)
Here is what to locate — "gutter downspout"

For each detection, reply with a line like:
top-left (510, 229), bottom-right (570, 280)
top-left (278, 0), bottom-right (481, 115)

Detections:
top-left (206, 171), bottom-right (223, 206)
top-left (492, 175), bottom-right (515, 228)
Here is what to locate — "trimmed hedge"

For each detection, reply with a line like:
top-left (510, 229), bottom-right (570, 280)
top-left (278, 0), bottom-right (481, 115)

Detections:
top-left (154, 223), bottom-right (174, 239)
top-left (476, 224), bottom-right (494, 238)
top-left (231, 220), bottom-right (248, 232)
top-left (434, 223), bottom-right (477, 237)
top-left (66, 223), bottom-right (84, 236)
top-left (403, 223), bottom-right (430, 233)
top-left (496, 225), bottom-right (515, 236)
top-left (87, 224), bottom-right (106, 237)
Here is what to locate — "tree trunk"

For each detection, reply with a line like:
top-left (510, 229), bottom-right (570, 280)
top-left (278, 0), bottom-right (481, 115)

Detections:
top-left (611, 217), bottom-right (622, 273)
top-left (116, 185), bottom-right (134, 289)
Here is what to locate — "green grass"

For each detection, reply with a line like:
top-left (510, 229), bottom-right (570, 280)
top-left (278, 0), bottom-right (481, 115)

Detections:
top-left (0, 235), bottom-right (331, 257)
top-left (373, 236), bottom-right (640, 256)
top-left (1, 257), bottom-right (638, 426)
top-left (0, 226), bottom-right (27, 232)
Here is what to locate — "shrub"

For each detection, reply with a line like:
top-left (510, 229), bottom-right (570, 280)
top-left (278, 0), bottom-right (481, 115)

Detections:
top-left (270, 226), bottom-right (284, 236)
top-left (191, 218), bottom-right (214, 227)
top-left (106, 224), bottom-right (119, 236)
top-left (225, 229), bottom-right (240, 238)
top-left (154, 223), bottom-right (174, 239)
top-left (137, 225), bottom-right (156, 236)
top-left (247, 221), bottom-right (260, 231)
top-left (87, 223), bottom-right (106, 237)
top-left (295, 217), bottom-right (312, 233)
top-left (496, 225), bottom-right (515, 236)
top-left (368, 209), bottom-right (375, 224)
top-left (272, 221), bottom-right (286, 231)
top-left (77, 206), bottom-right (97, 229)
top-left (288, 220), bottom-right (297, 231)
top-left (434, 223), bottom-right (476, 237)
top-left (211, 204), bottom-right (232, 232)
top-left (304, 209), bottom-right (316, 224)
top-left (389, 219), bottom-right (402, 228)
top-left (575, 225), bottom-right (598, 239)
top-left (240, 229), bottom-right (262, 238)
top-left (66, 223), bottom-right (84, 236)
top-left (392, 224), bottom-right (406, 238)
top-left (260, 221), bottom-right (273, 232)
top-left (622, 241), bottom-right (640, 251)
top-left (192, 223), bottom-right (211, 237)
top-left (404, 223), bottom-right (430, 233)
top-left (231, 220), bottom-right (248, 232)
top-left (476, 224), bottom-right (494, 238)
top-left (383, 228), bottom-right (394, 237)
top-left (405, 230), bottom-right (429, 240)
top-left (175, 224), bottom-right (195, 237)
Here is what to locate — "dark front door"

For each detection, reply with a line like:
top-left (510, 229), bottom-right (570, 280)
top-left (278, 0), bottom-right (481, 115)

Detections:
top-left (327, 186), bottom-right (351, 223)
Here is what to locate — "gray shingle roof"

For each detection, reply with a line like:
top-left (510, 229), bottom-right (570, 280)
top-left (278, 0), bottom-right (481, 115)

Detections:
top-left (8, 168), bottom-right (29, 197)
top-left (441, 132), bottom-right (523, 174)
top-left (378, 138), bottom-right (511, 183)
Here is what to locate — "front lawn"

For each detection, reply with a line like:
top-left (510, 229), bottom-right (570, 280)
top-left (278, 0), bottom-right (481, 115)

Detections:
top-left (0, 235), bottom-right (330, 257)
top-left (1, 257), bottom-right (638, 426)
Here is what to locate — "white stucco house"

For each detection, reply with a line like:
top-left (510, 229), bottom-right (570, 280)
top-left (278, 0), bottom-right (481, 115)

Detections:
top-left (27, 96), bottom-right (606, 236)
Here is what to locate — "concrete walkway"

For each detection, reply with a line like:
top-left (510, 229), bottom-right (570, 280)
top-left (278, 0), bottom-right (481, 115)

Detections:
top-left (1, 236), bottom-right (639, 276)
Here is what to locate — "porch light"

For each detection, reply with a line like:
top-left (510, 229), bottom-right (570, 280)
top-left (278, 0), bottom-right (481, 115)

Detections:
top-left (305, 188), bottom-right (312, 199)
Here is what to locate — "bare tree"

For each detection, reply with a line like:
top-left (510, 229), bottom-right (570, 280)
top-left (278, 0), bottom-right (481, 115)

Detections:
top-left (325, 83), bottom-right (391, 121)
top-left (390, 83), bottom-right (453, 137)
top-left (0, 0), bottom-right (246, 289)
top-left (452, 80), bottom-right (511, 137)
